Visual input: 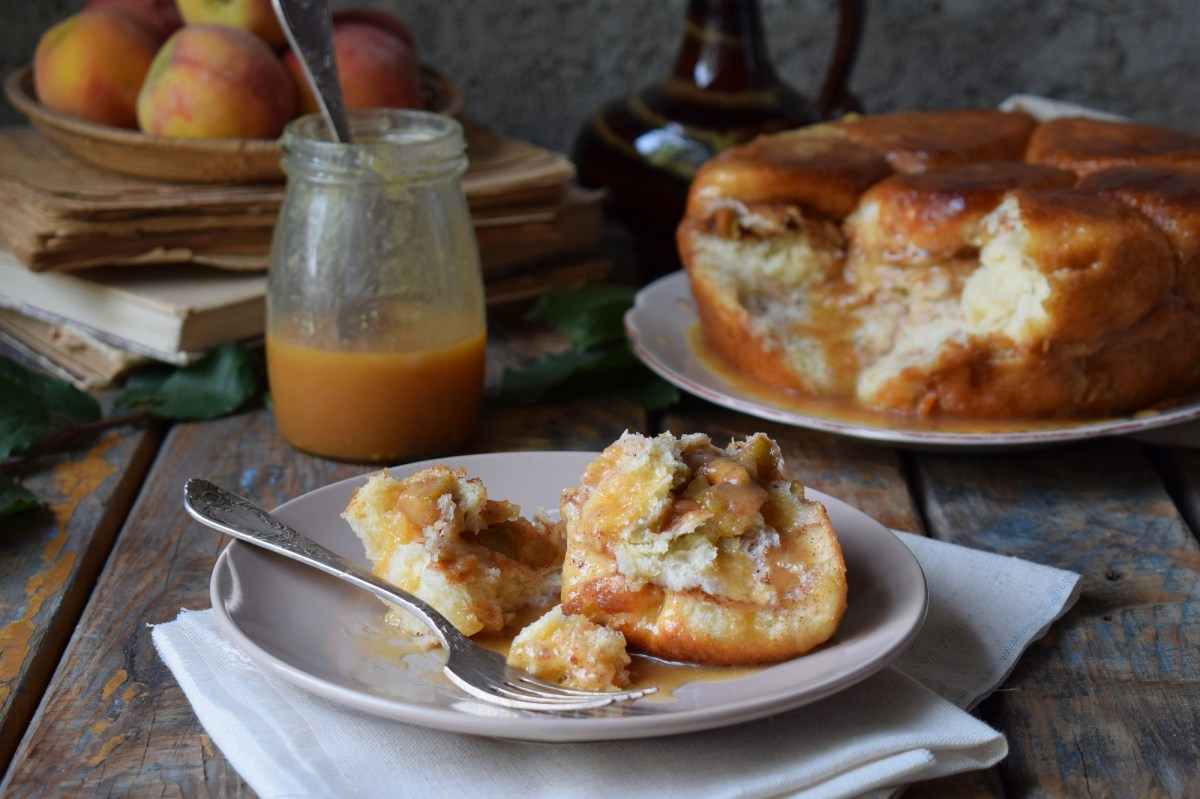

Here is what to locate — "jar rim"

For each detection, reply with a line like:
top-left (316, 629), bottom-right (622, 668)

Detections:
top-left (281, 109), bottom-right (466, 180)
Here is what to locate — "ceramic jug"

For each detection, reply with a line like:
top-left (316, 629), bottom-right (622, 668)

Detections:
top-left (574, 0), bottom-right (865, 278)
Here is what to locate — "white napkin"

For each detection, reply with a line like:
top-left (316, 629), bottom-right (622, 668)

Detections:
top-left (153, 533), bottom-right (1079, 799)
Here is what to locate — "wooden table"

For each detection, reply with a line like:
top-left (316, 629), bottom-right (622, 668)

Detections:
top-left (2, 337), bottom-right (1199, 797)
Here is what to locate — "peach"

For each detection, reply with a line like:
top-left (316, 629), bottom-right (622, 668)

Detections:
top-left (175, 0), bottom-right (285, 48)
top-left (84, 0), bottom-right (183, 37)
top-left (283, 21), bottom-right (422, 117)
top-left (331, 7), bottom-right (416, 49)
top-left (33, 8), bottom-right (165, 129)
top-left (136, 24), bottom-right (296, 139)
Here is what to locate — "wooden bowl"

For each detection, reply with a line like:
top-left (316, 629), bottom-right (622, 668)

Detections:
top-left (3, 64), bottom-right (464, 184)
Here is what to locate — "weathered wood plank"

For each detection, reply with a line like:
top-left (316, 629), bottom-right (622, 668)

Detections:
top-left (0, 423), bottom-right (161, 777)
top-left (908, 438), bottom-right (1200, 798)
top-left (1, 399), bottom-right (643, 797)
top-left (1143, 444), bottom-right (1200, 544)
top-left (469, 398), bottom-right (648, 452)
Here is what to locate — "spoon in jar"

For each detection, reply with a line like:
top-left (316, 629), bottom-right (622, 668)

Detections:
top-left (271, 0), bottom-right (353, 143)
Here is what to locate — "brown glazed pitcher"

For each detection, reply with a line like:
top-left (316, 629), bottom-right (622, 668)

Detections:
top-left (574, 0), bottom-right (865, 279)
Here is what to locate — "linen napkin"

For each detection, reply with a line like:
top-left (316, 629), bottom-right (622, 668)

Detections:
top-left (153, 533), bottom-right (1080, 799)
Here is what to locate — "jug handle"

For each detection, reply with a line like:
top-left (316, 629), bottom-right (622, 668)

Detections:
top-left (816, 0), bottom-right (866, 118)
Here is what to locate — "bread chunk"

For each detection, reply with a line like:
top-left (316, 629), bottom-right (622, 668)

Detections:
top-left (342, 466), bottom-right (564, 642)
top-left (1027, 117), bottom-right (1200, 177)
top-left (1081, 165), bottom-right (1200, 306)
top-left (687, 126), bottom-right (891, 222)
top-left (846, 161), bottom-right (1075, 284)
top-left (507, 606), bottom-right (631, 691)
top-left (560, 432), bottom-right (847, 665)
top-left (677, 211), bottom-right (852, 397)
top-left (859, 189), bottom-right (1187, 417)
top-left (833, 108), bottom-right (1038, 173)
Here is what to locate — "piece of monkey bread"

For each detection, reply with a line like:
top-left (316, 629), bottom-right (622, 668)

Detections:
top-left (507, 605), bottom-right (632, 691)
top-left (559, 431), bottom-right (847, 665)
top-left (342, 465), bottom-right (564, 643)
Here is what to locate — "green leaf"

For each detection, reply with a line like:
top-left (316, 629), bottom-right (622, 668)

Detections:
top-left (620, 371), bottom-right (680, 410)
top-left (0, 356), bottom-right (100, 425)
top-left (501, 347), bottom-right (606, 401)
top-left (114, 343), bottom-right (259, 420)
top-left (500, 282), bottom-right (679, 410)
top-left (0, 472), bottom-right (44, 517)
top-left (0, 375), bottom-right (50, 460)
top-left (525, 283), bottom-right (637, 350)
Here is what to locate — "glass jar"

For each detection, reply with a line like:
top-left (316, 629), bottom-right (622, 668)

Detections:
top-left (266, 109), bottom-right (487, 462)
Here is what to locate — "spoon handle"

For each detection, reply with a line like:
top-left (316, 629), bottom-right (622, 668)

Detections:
top-left (271, 0), bottom-right (353, 143)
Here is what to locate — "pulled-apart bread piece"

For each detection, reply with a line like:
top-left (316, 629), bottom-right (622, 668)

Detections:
top-left (860, 188), bottom-right (1193, 417)
top-left (845, 161), bottom-right (1076, 292)
top-left (559, 431), bottom-right (847, 666)
top-left (507, 605), bottom-right (632, 691)
top-left (678, 129), bottom-right (889, 398)
top-left (342, 466), bottom-right (564, 642)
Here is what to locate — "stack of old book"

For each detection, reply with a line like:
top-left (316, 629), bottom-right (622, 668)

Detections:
top-left (0, 122), bottom-right (609, 387)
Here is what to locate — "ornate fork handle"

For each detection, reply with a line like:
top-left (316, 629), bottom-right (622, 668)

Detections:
top-left (183, 478), bottom-right (460, 647)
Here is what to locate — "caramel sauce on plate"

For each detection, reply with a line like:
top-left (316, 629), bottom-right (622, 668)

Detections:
top-left (473, 630), bottom-right (760, 702)
top-left (348, 612), bottom-right (761, 703)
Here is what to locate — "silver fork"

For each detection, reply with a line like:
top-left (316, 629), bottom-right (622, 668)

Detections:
top-left (183, 478), bottom-right (655, 712)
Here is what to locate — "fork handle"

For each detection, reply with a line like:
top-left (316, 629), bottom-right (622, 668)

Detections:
top-left (183, 478), bottom-right (460, 647)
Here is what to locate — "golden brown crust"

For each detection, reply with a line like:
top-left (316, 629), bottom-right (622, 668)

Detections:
top-left (1079, 166), bottom-right (1200, 307)
top-left (686, 127), bottom-right (891, 221)
top-left (847, 161), bottom-right (1076, 270)
top-left (994, 188), bottom-right (1177, 342)
top-left (833, 109), bottom-right (1039, 173)
top-left (1027, 117), bottom-right (1200, 177)
top-left (560, 432), bottom-right (847, 666)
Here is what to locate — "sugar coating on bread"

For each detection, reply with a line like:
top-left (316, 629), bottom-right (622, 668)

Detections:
top-left (342, 466), bottom-right (564, 643)
top-left (559, 431), bottom-right (847, 665)
top-left (507, 605), bottom-right (631, 691)
top-left (680, 109), bottom-right (1200, 418)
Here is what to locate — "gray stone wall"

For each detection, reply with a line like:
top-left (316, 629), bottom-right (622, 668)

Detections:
top-left (3, 0), bottom-right (1198, 155)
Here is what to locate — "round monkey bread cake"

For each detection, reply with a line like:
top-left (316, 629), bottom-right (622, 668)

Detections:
top-left (677, 110), bottom-right (1200, 418)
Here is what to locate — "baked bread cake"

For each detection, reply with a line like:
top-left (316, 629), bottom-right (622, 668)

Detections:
top-left (342, 466), bottom-right (564, 642)
top-left (678, 110), bottom-right (1200, 418)
top-left (559, 431), bottom-right (847, 665)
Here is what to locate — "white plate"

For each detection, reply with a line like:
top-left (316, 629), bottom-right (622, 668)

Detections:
top-left (209, 451), bottom-right (927, 742)
top-left (625, 272), bottom-right (1200, 448)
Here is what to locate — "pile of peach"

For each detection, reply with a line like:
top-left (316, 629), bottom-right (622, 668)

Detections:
top-left (33, 0), bottom-right (423, 139)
